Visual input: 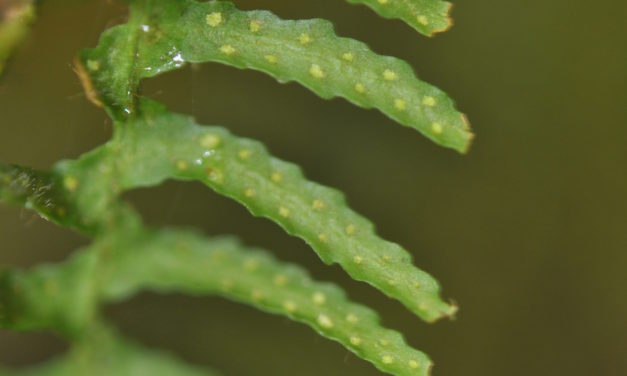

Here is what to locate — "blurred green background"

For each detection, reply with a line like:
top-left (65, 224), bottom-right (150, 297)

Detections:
top-left (1, 0), bottom-right (626, 375)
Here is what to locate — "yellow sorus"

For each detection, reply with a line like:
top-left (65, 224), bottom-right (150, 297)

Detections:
top-left (417, 15), bottom-right (429, 26)
top-left (299, 33), bottom-right (312, 44)
top-left (394, 98), bottom-right (407, 111)
top-left (220, 44), bottom-right (236, 56)
top-left (206, 12), bottom-right (222, 27)
top-left (309, 64), bottom-right (325, 78)
top-left (271, 172), bottom-right (282, 182)
top-left (312, 199), bottom-right (325, 210)
top-left (383, 69), bottom-right (398, 81)
top-left (264, 54), bottom-right (278, 64)
top-left (422, 96), bottom-right (436, 106)
top-left (431, 122), bottom-right (444, 134)
top-left (249, 20), bottom-right (261, 32)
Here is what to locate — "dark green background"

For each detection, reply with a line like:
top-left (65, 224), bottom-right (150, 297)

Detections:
top-left (1, 0), bottom-right (626, 375)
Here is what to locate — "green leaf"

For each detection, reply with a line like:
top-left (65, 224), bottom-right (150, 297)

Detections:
top-left (345, 0), bottom-right (453, 36)
top-left (103, 228), bottom-right (435, 375)
top-left (45, 99), bottom-right (455, 322)
top-left (0, 323), bottom-right (218, 376)
top-left (1, 228), bottom-right (433, 375)
top-left (79, 0), bottom-right (472, 152)
top-left (0, 0), bottom-right (468, 374)
top-left (1, 98), bottom-right (455, 323)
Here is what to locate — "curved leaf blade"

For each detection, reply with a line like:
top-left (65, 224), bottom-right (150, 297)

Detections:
top-left (3, 99), bottom-right (456, 323)
top-left (1, 228), bottom-right (434, 375)
top-left (101, 228), bottom-right (434, 376)
top-left (80, 0), bottom-right (472, 152)
top-left (95, 100), bottom-right (455, 322)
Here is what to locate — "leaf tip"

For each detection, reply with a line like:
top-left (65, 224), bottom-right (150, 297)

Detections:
top-left (446, 299), bottom-right (459, 319)
top-left (457, 113), bottom-right (474, 154)
top-left (427, 2), bottom-right (455, 37)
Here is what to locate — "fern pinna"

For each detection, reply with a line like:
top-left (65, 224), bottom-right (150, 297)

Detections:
top-left (0, 0), bottom-right (472, 375)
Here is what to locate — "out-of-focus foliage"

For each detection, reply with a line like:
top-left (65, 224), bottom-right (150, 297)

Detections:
top-left (0, 324), bottom-right (219, 376)
top-left (0, 0), bottom-right (35, 75)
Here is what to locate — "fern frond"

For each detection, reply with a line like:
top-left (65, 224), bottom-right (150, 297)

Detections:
top-left (0, 323), bottom-right (218, 376)
top-left (79, 0), bottom-right (472, 152)
top-left (1, 99), bottom-right (455, 323)
top-left (102, 229), bottom-right (435, 376)
top-left (59, 99), bottom-right (455, 322)
top-left (0, 0), bottom-right (469, 373)
top-left (1, 228), bottom-right (434, 375)
top-left (345, 0), bottom-right (453, 36)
